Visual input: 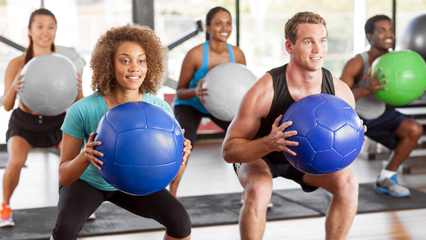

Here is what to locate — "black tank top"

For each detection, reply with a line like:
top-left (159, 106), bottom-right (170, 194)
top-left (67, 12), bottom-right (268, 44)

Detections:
top-left (254, 64), bottom-right (335, 164)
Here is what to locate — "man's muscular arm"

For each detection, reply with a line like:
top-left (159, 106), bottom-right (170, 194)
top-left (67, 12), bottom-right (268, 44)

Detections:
top-left (222, 73), bottom-right (298, 163)
top-left (333, 75), bottom-right (356, 108)
top-left (340, 55), bottom-right (387, 101)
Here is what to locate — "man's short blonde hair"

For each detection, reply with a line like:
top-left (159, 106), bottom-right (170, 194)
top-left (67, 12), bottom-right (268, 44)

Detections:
top-left (285, 11), bottom-right (327, 44)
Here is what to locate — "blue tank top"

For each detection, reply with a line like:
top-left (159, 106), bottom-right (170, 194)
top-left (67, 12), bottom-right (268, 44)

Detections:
top-left (173, 41), bottom-right (235, 113)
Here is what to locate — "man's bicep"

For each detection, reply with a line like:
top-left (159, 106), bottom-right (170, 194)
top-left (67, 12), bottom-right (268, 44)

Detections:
top-left (334, 77), bottom-right (356, 109)
top-left (340, 69), bottom-right (356, 89)
top-left (228, 101), bottom-right (262, 141)
top-left (228, 79), bottom-right (271, 140)
top-left (340, 57), bottom-right (364, 88)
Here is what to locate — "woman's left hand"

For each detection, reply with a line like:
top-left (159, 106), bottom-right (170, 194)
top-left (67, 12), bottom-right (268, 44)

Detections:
top-left (195, 78), bottom-right (209, 105)
top-left (181, 129), bottom-right (192, 165)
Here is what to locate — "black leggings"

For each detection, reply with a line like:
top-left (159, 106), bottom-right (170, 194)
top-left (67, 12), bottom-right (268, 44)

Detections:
top-left (51, 179), bottom-right (191, 240)
top-left (174, 105), bottom-right (230, 145)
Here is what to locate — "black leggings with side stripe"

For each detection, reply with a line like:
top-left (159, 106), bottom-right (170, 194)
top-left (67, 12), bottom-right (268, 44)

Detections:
top-left (51, 179), bottom-right (191, 240)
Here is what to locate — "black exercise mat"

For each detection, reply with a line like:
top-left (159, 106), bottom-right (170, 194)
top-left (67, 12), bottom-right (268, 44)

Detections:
top-left (1, 183), bottom-right (425, 240)
top-left (273, 182), bottom-right (426, 214)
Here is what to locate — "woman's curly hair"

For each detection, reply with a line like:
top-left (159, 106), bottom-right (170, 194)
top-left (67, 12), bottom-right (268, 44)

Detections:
top-left (90, 24), bottom-right (167, 96)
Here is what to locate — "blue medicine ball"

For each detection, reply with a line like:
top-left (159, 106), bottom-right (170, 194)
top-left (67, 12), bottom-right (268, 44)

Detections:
top-left (281, 94), bottom-right (364, 175)
top-left (94, 102), bottom-right (184, 195)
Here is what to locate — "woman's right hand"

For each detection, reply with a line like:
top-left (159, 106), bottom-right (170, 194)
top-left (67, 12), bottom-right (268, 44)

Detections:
top-left (83, 132), bottom-right (104, 170)
top-left (194, 78), bottom-right (209, 105)
top-left (9, 68), bottom-right (24, 93)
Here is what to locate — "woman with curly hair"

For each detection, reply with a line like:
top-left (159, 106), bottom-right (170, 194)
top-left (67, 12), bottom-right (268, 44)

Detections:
top-left (50, 24), bottom-right (192, 240)
top-left (171, 6), bottom-right (246, 197)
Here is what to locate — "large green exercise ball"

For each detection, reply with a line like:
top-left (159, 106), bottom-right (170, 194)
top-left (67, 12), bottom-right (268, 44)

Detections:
top-left (371, 50), bottom-right (426, 106)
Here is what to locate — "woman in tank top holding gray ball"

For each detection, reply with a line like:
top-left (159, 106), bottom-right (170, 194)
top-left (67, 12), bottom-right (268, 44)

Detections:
top-left (1, 8), bottom-right (83, 227)
top-left (171, 6), bottom-right (246, 197)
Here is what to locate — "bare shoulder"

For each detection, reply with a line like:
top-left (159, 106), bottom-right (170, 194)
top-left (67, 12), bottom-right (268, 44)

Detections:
top-left (7, 55), bottom-right (25, 69)
top-left (227, 72), bottom-right (273, 139)
top-left (230, 44), bottom-right (243, 54)
top-left (230, 45), bottom-right (246, 64)
top-left (344, 54), bottom-right (364, 70)
top-left (240, 72), bottom-right (273, 118)
top-left (188, 43), bottom-right (204, 54)
top-left (333, 75), bottom-right (355, 108)
top-left (341, 55), bottom-right (364, 78)
top-left (184, 44), bottom-right (203, 66)
top-left (5, 55), bottom-right (25, 77)
top-left (184, 44), bottom-right (204, 61)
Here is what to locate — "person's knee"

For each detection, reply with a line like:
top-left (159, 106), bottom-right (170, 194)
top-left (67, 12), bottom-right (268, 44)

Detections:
top-left (51, 221), bottom-right (81, 240)
top-left (51, 208), bottom-right (86, 240)
top-left (333, 171), bottom-right (358, 200)
top-left (399, 119), bottom-right (423, 140)
top-left (165, 211), bottom-right (192, 239)
top-left (5, 157), bottom-right (26, 173)
top-left (244, 179), bottom-right (272, 208)
top-left (410, 121), bottom-right (423, 140)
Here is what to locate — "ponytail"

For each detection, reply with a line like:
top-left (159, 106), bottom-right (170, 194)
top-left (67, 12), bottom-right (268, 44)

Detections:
top-left (25, 37), bottom-right (34, 64)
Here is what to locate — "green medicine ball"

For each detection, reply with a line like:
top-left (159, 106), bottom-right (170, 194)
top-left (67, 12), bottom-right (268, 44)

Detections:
top-left (371, 50), bottom-right (426, 106)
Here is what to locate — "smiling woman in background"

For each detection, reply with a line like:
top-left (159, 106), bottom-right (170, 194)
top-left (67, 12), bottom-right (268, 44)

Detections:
top-left (171, 6), bottom-right (246, 197)
top-left (1, 8), bottom-right (83, 228)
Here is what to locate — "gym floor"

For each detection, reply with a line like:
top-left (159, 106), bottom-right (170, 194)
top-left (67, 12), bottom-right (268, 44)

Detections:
top-left (1, 140), bottom-right (426, 239)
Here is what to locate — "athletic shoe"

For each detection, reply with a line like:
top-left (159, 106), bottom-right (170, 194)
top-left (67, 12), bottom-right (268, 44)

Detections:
top-left (374, 174), bottom-right (410, 197)
top-left (87, 212), bottom-right (96, 220)
top-left (0, 203), bottom-right (14, 227)
top-left (241, 191), bottom-right (273, 208)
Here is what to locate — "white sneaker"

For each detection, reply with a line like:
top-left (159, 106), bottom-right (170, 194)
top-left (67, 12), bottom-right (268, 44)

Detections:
top-left (374, 174), bottom-right (410, 197)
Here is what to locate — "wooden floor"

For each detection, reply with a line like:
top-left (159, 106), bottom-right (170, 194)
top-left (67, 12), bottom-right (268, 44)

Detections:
top-left (1, 140), bottom-right (426, 239)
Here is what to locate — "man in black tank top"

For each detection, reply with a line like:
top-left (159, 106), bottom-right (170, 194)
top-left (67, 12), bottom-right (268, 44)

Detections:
top-left (222, 12), bottom-right (360, 240)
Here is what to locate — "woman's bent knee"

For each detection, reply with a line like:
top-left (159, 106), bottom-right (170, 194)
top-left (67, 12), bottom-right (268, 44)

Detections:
top-left (165, 213), bottom-right (192, 239)
top-left (5, 160), bottom-right (26, 173)
top-left (51, 207), bottom-right (87, 240)
top-left (51, 222), bottom-right (81, 240)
